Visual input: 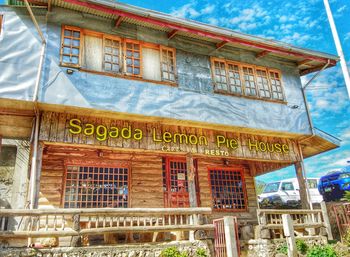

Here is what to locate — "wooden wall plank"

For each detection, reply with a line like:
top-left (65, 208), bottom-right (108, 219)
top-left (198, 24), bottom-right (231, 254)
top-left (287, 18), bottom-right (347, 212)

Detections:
top-left (40, 111), bottom-right (299, 163)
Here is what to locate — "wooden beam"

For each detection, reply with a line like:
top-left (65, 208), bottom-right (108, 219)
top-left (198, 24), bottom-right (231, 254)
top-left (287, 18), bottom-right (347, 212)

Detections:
top-left (300, 61), bottom-right (336, 76)
top-left (167, 29), bottom-right (178, 39)
top-left (48, 0), bottom-right (52, 11)
top-left (297, 59), bottom-right (312, 67)
top-left (18, 0), bottom-right (48, 6)
top-left (114, 16), bottom-right (123, 28)
top-left (294, 162), bottom-right (310, 209)
top-left (216, 41), bottom-right (228, 50)
top-left (256, 50), bottom-right (270, 58)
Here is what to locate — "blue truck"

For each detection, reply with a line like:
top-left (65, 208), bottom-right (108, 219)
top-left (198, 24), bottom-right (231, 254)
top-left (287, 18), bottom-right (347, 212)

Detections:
top-left (318, 163), bottom-right (350, 201)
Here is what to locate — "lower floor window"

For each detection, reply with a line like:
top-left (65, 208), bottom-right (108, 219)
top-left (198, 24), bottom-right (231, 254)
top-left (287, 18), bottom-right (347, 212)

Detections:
top-left (63, 165), bottom-right (129, 208)
top-left (209, 168), bottom-right (247, 211)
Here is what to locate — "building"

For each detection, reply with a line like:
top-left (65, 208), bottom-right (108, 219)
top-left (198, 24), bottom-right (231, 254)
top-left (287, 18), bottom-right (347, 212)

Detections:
top-left (0, 0), bottom-right (341, 255)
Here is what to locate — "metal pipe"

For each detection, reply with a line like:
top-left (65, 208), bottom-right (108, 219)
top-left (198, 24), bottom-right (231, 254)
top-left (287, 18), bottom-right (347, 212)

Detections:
top-left (29, 115), bottom-right (40, 210)
top-left (303, 60), bottom-right (330, 90)
top-left (32, 43), bottom-right (46, 102)
top-left (24, 0), bottom-right (46, 44)
top-left (297, 61), bottom-right (331, 209)
top-left (24, 0), bottom-right (46, 209)
top-left (324, 0), bottom-right (350, 99)
top-left (300, 61), bottom-right (330, 142)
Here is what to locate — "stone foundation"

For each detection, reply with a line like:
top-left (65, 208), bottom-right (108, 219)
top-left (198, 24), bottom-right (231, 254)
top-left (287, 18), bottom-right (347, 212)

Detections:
top-left (0, 240), bottom-right (212, 257)
top-left (247, 237), bottom-right (327, 257)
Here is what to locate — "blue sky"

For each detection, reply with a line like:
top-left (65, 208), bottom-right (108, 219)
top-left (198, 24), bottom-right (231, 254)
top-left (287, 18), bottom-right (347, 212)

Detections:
top-left (116, 0), bottom-right (350, 182)
top-left (1, 0), bottom-right (349, 182)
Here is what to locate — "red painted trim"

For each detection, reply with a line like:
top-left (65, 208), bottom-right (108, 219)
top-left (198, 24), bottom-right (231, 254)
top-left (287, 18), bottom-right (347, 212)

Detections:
top-left (62, 0), bottom-right (336, 65)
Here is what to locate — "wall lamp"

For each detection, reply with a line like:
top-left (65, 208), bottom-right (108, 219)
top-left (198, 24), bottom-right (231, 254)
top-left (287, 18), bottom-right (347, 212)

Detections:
top-left (66, 69), bottom-right (75, 75)
top-left (289, 105), bottom-right (299, 109)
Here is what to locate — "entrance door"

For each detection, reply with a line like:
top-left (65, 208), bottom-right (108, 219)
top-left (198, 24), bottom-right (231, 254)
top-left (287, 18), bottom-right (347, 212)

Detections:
top-left (162, 158), bottom-right (200, 207)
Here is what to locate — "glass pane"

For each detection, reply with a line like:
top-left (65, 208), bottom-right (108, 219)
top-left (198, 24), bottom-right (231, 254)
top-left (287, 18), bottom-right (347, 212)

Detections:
top-left (73, 31), bottom-right (80, 38)
top-left (105, 47), bottom-right (111, 54)
top-left (64, 30), bottom-right (72, 37)
top-left (62, 55), bottom-right (70, 63)
top-left (105, 63), bottom-right (112, 70)
top-left (72, 40), bottom-right (80, 47)
top-left (63, 47), bottom-right (71, 54)
top-left (63, 38), bottom-right (71, 45)
top-left (71, 56), bottom-right (79, 64)
top-left (72, 48), bottom-right (79, 55)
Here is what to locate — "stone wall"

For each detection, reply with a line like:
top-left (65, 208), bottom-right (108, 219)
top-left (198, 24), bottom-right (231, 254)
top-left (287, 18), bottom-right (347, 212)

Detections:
top-left (0, 140), bottom-right (30, 211)
top-left (0, 240), bottom-right (212, 257)
top-left (0, 145), bottom-right (17, 209)
top-left (247, 237), bottom-right (327, 257)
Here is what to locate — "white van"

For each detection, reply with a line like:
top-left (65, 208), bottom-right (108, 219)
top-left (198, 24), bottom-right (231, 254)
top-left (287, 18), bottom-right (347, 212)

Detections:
top-left (258, 178), bottom-right (323, 207)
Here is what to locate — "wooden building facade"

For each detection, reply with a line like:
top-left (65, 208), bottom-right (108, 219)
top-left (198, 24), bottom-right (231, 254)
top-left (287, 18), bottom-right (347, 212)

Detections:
top-left (37, 111), bottom-right (299, 223)
top-left (0, 0), bottom-right (341, 253)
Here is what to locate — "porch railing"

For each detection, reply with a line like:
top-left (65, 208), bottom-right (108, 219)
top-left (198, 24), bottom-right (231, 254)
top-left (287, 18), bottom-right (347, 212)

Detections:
top-left (0, 207), bottom-right (214, 246)
top-left (256, 203), bottom-right (333, 240)
top-left (333, 202), bottom-right (350, 239)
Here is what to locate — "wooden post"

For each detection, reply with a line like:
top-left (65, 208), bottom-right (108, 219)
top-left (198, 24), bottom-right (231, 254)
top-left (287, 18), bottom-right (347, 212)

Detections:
top-left (223, 216), bottom-right (239, 257)
top-left (294, 162), bottom-right (310, 209)
top-left (320, 201), bottom-right (333, 240)
top-left (33, 143), bottom-right (43, 209)
top-left (187, 153), bottom-right (197, 241)
top-left (186, 153), bottom-right (197, 208)
top-left (71, 214), bottom-right (81, 247)
top-left (282, 214), bottom-right (297, 257)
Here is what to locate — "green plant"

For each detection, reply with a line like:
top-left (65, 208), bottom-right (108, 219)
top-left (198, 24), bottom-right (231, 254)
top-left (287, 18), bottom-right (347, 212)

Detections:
top-left (161, 247), bottom-right (181, 257)
top-left (343, 228), bottom-right (350, 247)
top-left (296, 239), bottom-right (308, 255)
top-left (341, 191), bottom-right (350, 201)
top-left (276, 243), bottom-right (288, 255)
top-left (160, 247), bottom-right (189, 257)
top-left (306, 245), bottom-right (338, 257)
top-left (196, 248), bottom-right (208, 257)
top-left (179, 252), bottom-right (189, 257)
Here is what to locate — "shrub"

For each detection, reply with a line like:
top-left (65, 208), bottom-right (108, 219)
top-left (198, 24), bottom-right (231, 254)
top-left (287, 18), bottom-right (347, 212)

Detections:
top-left (341, 191), bottom-right (350, 201)
top-left (196, 248), bottom-right (208, 257)
top-left (306, 245), bottom-right (338, 257)
top-left (160, 247), bottom-right (189, 257)
top-left (276, 243), bottom-right (288, 255)
top-left (343, 228), bottom-right (350, 247)
top-left (296, 239), bottom-right (308, 255)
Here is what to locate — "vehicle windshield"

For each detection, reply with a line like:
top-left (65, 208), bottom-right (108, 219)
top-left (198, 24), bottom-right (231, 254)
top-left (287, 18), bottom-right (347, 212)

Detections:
top-left (307, 179), bottom-right (318, 188)
top-left (263, 182), bottom-right (280, 193)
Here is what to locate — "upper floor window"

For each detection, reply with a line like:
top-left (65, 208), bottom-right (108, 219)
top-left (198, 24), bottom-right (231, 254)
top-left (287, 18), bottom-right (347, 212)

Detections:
top-left (210, 57), bottom-right (285, 102)
top-left (60, 25), bottom-right (176, 83)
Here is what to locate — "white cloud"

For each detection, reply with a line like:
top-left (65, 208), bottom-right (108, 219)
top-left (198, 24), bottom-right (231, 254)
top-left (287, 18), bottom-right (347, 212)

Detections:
top-left (336, 5), bottom-right (347, 14)
top-left (219, 4), bottom-right (271, 32)
top-left (170, 2), bottom-right (215, 19)
top-left (201, 4), bottom-right (215, 15)
top-left (345, 32), bottom-right (350, 41)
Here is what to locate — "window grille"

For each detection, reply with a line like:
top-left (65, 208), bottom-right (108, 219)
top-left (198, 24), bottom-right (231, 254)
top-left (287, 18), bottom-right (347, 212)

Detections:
top-left (63, 165), bottom-right (129, 208)
top-left (209, 168), bottom-right (247, 211)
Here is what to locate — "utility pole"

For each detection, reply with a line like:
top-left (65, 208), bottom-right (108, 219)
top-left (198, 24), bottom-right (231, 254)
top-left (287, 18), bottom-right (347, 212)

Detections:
top-left (324, 0), bottom-right (350, 99)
